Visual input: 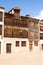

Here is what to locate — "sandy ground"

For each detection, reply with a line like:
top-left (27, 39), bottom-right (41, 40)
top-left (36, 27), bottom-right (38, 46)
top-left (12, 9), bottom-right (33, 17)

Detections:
top-left (0, 52), bottom-right (43, 65)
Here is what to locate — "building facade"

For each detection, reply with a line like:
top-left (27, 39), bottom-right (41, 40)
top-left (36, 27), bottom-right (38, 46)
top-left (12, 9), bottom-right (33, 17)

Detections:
top-left (39, 20), bottom-right (43, 51)
top-left (0, 6), bottom-right (43, 55)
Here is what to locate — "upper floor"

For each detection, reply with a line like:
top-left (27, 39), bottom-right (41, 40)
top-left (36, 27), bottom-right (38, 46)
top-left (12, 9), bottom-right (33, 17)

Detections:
top-left (0, 6), bottom-right (43, 41)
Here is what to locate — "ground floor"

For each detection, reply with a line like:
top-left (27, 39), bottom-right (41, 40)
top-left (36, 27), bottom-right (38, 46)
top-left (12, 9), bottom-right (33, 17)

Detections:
top-left (0, 38), bottom-right (43, 65)
top-left (0, 37), bottom-right (42, 55)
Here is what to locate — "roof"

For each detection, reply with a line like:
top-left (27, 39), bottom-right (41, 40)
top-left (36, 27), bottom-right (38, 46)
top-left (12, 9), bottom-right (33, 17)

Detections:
top-left (0, 7), bottom-right (5, 9)
top-left (14, 6), bottom-right (21, 10)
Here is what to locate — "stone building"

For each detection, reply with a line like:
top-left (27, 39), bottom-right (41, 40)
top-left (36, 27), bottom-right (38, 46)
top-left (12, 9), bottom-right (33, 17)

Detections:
top-left (0, 6), bottom-right (43, 54)
top-left (0, 6), bottom-right (43, 65)
top-left (39, 20), bottom-right (43, 51)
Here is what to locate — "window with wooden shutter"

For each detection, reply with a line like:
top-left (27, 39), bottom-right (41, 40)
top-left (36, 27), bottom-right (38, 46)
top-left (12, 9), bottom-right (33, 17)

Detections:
top-left (21, 41), bottom-right (26, 46)
top-left (6, 44), bottom-right (11, 53)
top-left (42, 44), bottom-right (43, 50)
top-left (0, 42), bottom-right (1, 53)
top-left (16, 41), bottom-right (19, 47)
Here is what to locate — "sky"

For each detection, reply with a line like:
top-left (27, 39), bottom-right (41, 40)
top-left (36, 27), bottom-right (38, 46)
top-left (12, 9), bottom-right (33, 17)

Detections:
top-left (0, 0), bottom-right (43, 19)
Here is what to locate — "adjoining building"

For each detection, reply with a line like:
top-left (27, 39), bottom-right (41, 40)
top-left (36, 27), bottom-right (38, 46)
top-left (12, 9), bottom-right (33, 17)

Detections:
top-left (39, 20), bottom-right (43, 51)
top-left (0, 6), bottom-right (43, 55)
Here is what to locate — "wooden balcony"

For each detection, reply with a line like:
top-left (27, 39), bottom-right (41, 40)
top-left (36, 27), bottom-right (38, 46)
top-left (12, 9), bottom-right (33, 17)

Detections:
top-left (4, 26), bottom-right (28, 38)
top-left (4, 17), bottom-right (27, 28)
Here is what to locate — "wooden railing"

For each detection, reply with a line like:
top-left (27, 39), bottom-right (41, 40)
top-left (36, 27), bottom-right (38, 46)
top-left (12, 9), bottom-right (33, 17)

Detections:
top-left (4, 26), bottom-right (28, 38)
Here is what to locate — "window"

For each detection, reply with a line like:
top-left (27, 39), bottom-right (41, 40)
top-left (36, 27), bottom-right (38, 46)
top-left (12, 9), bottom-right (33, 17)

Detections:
top-left (40, 33), bottom-right (43, 39)
top-left (34, 41), bottom-right (38, 46)
top-left (0, 42), bottom-right (1, 53)
top-left (21, 41), bottom-right (26, 46)
top-left (29, 41), bottom-right (33, 51)
top-left (42, 44), bottom-right (43, 50)
top-left (6, 43), bottom-right (11, 53)
top-left (0, 12), bottom-right (3, 21)
top-left (40, 26), bottom-right (43, 31)
top-left (0, 25), bottom-right (2, 35)
top-left (16, 41), bottom-right (19, 47)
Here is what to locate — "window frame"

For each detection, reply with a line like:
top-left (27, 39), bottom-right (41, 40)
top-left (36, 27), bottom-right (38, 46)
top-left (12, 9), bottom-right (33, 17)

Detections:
top-left (21, 41), bottom-right (26, 47)
top-left (41, 44), bottom-right (43, 50)
top-left (16, 41), bottom-right (20, 47)
top-left (6, 43), bottom-right (11, 53)
top-left (0, 42), bottom-right (1, 54)
top-left (0, 12), bottom-right (3, 21)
